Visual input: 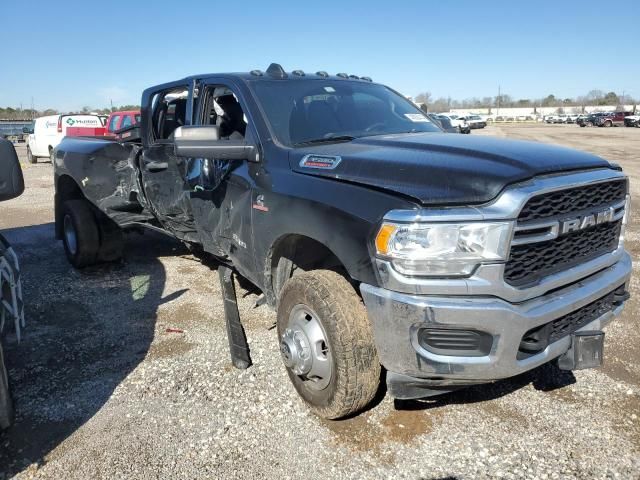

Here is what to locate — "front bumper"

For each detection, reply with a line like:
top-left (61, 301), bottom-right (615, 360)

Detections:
top-left (360, 253), bottom-right (631, 394)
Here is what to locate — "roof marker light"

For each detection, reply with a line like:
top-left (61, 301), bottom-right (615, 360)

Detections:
top-left (266, 63), bottom-right (287, 79)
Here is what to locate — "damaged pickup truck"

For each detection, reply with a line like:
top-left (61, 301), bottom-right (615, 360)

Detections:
top-left (53, 64), bottom-right (632, 419)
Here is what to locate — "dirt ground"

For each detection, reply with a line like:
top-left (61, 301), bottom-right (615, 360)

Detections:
top-left (0, 125), bottom-right (639, 479)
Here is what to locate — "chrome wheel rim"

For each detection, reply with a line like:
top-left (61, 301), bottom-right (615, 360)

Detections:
top-left (63, 215), bottom-right (77, 255)
top-left (280, 304), bottom-right (332, 391)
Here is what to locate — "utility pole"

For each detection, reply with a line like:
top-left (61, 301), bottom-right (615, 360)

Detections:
top-left (497, 85), bottom-right (501, 116)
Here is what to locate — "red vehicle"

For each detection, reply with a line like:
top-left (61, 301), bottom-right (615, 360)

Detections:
top-left (60, 114), bottom-right (106, 137)
top-left (104, 110), bottom-right (140, 136)
top-left (596, 111), bottom-right (633, 127)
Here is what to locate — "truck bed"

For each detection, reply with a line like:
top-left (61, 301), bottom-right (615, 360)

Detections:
top-left (55, 136), bottom-right (153, 225)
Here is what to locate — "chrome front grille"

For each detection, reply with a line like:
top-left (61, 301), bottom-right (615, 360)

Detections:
top-left (517, 179), bottom-right (627, 223)
top-left (505, 179), bottom-right (627, 288)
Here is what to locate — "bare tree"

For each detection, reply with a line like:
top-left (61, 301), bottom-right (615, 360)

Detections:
top-left (414, 92), bottom-right (432, 106)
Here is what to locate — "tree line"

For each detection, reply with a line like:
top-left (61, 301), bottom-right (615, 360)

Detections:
top-left (0, 105), bottom-right (141, 120)
top-left (414, 90), bottom-right (636, 113)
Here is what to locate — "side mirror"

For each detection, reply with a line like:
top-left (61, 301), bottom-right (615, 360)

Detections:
top-left (173, 126), bottom-right (258, 162)
top-left (0, 140), bottom-right (25, 202)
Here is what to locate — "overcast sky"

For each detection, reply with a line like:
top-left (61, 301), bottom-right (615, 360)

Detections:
top-left (1, 0), bottom-right (638, 111)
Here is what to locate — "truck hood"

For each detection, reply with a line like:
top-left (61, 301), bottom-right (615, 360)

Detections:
top-left (288, 133), bottom-right (613, 205)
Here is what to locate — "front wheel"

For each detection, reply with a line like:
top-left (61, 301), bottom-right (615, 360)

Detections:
top-left (0, 341), bottom-right (13, 430)
top-left (604, 120), bottom-right (612, 127)
top-left (277, 270), bottom-right (380, 419)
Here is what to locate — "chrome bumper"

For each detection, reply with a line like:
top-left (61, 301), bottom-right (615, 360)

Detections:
top-left (360, 253), bottom-right (631, 386)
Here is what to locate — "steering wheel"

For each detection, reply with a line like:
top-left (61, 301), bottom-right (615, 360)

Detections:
top-left (364, 122), bottom-right (386, 133)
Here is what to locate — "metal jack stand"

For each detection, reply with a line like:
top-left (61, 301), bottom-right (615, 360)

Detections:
top-left (218, 265), bottom-right (252, 369)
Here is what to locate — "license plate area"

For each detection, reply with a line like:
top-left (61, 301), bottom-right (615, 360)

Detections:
top-left (557, 331), bottom-right (605, 370)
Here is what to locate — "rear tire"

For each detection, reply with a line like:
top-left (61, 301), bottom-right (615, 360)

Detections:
top-left (96, 213), bottom-right (123, 262)
top-left (604, 120), bottom-right (612, 127)
top-left (27, 147), bottom-right (36, 164)
top-left (62, 200), bottom-right (100, 268)
top-left (277, 270), bottom-right (380, 419)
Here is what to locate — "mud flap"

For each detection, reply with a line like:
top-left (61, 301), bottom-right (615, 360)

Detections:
top-left (218, 265), bottom-right (252, 369)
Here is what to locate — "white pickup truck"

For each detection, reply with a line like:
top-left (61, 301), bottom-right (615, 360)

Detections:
top-left (624, 113), bottom-right (640, 127)
top-left (438, 114), bottom-right (471, 133)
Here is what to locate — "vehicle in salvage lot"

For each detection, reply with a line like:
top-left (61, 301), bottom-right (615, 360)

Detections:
top-left (624, 113), bottom-right (640, 127)
top-left (458, 114), bottom-right (486, 129)
top-left (27, 114), bottom-right (106, 164)
top-left (104, 110), bottom-right (141, 136)
top-left (52, 64), bottom-right (632, 419)
top-left (594, 111), bottom-right (634, 127)
top-left (426, 114), bottom-right (461, 133)
top-left (578, 112), bottom-right (606, 127)
top-left (0, 139), bottom-right (25, 430)
top-left (437, 113), bottom-right (471, 133)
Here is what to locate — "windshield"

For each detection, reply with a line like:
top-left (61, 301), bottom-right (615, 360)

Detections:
top-left (250, 80), bottom-right (440, 147)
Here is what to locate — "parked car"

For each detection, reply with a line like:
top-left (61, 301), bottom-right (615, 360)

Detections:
top-left (105, 110), bottom-right (141, 136)
top-left (53, 64), bottom-right (631, 419)
top-left (545, 115), bottom-right (558, 123)
top-left (595, 111), bottom-right (634, 127)
top-left (26, 114), bottom-right (106, 164)
top-left (438, 114), bottom-right (471, 133)
top-left (0, 139), bottom-right (25, 430)
top-left (623, 113), bottom-right (640, 127)
top-left (426, 114), bottom-right (458, 133)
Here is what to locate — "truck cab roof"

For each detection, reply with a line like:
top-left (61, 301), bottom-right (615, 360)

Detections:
top-left (145, 64), bottom-right (375, 94)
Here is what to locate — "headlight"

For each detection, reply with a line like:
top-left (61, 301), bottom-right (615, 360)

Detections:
top-left (375, 222), bottom-right (512, 277)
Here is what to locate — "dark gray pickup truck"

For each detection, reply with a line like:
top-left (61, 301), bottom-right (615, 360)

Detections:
top-left (0, 139), bottom-right (25, 429)
top-left (53, 64), bottom-right (631, 419)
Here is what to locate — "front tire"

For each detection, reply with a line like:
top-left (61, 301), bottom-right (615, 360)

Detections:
top-left (604, 120), bottom-right (612, 127)
top-left (277, 270), bottom-right (380, 419)
top-left (0, 340), bottom-right (13, 430)
top-left (62, 200), bottom-right (100, 268)
top-left (27, 147), bottom-right (36, 164)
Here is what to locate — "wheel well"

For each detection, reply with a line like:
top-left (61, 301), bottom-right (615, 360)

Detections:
top-left (55, 175), bottom-right (85, 239)
top-left (267, 234), bottom-right (348, 306)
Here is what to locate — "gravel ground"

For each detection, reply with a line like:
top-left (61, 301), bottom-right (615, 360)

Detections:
top-left (1, 126), bottom-right (639, 479)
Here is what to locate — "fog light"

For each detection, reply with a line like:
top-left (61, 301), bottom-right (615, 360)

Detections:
top-left (418, 328), bottom-right (493, 357)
